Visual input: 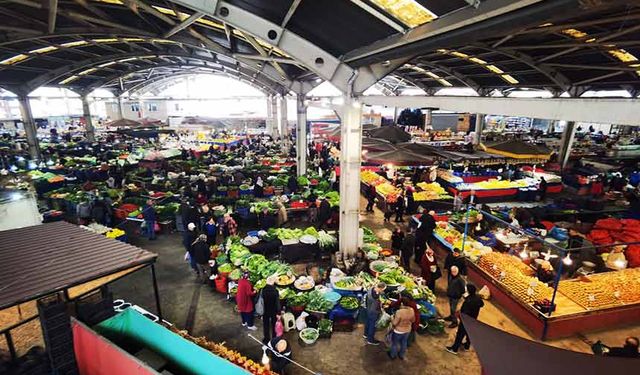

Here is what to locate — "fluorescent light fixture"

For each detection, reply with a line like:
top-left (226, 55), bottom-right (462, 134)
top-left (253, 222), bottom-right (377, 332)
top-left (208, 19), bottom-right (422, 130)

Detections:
top-left (78, 68), bottom-right (97, 76)
top-left (469, 57), bottom-right (487, 65)
top-left (369, 0), bottom-right (437, 28)
top-left (29, 46), bottom-right (58, 54)
top-left (485, 65), bottom-right (504, 74)
top-left (501, 74), bottom-right (519, 84)
top-left (437, 79), bottom-right (453, 87)
top-left (118, 57), bottom-right (138, 63)
top-left (0, 54), bottom-right (28, 65)
top-left (425, 71), bottom-right (441, 79)
top-left (59, 75), bottom-right (79, 84)
top-left (562, 28), bottom-right (588, 39)
top-left (60, 40), bottom-right (89, 48)
top-left (92, 38), bottom-right (119, 43)
top-left (121, 38), bottom-right (144, 42)
top-left (98, 61), bottom-right (117, 68)
top-left (451, 51), bottom-right (469, 59)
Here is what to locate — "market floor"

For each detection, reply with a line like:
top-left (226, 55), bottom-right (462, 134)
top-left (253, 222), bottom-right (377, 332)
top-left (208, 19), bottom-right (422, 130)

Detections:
top-left (109, 199), bottom-right (640, 375)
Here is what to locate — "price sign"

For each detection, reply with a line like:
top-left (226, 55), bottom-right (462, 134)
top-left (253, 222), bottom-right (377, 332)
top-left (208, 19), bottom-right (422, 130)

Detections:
top-left (588, 294), bottom-right (596, 302)
top-left (527, 287), bottom-right (534, 296)
top-left (614, 291), bottom-right (621, 299)
top-left (499, 271), bottom-right (506, 279)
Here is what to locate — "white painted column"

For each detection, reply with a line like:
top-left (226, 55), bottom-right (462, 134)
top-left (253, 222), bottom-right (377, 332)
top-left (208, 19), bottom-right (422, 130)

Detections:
top-left (279, 96), bottom-right (288, 151)
top-left (393, 107), bottom-right (399, 124)
top-left (117, 96), bottom-right (124, 119)
top-left (559, 121), bottom-right (576, 168)
top-left (424, 109), bottom-right (432, 131)
top-left (81, 95), bottom-right (96, 142)
top-left (296, 94), bottom-right (307, 176)
top-left (265, 95), bottom-right (274, 135)
top-left (271, 95), bottom-right (280, 139)
top-left (474, 113), bottom-right (484, 145)
top-left (17, 95), bottom-right (40, 160)
top-left (339, 96), bottom-right (363, 257)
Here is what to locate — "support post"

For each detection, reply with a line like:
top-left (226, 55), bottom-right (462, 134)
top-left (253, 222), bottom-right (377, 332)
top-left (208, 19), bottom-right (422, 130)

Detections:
top-left (392, 107), bottom-right (399, 124)
top-left (17, 95), bottom-right (40, 160)
top-left (81, 95), bottom-right (96, 142)
top-left (296, 94), bottom-right (307, 176)
top-left (474, 113), bottom-right (484, 145)
top-left (424, 109), bottom-right (432, 131)
top-left (338, 96), bottom-right (363, 257)
top-left (265, 95), bottom-right (274, 135)
top-left (151, 264), bottom-right (163, 322)
top-left (279, 96), bottom-right (288, 151)
top-left (559, 121), bottom-right (576, 169)
top-left (117, 96), bottom-right (124, 120)
top-left (271, 96), bottom-right (280, 139)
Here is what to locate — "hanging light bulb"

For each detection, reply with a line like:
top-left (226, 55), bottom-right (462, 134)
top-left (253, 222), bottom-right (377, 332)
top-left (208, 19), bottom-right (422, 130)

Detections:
top-left (519, 249), bottom-right (528, 259)
top-left (563, 253), bottom-right (572, 266)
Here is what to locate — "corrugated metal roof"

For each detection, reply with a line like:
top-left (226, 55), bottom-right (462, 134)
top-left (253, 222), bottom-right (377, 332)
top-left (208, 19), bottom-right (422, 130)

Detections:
top-left (0, 221), bottom-right (157, 310)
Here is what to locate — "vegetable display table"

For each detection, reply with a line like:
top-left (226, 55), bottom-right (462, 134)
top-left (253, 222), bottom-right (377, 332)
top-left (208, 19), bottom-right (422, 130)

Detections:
top-left (280, 242), bottom-right (320, 264)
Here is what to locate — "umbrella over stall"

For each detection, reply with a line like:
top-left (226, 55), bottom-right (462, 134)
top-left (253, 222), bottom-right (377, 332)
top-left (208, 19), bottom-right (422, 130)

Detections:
top-left (368, 126), bottom-right (411, 143)
top-left (482, 140), bottom-right (552, 160)
top-left (362, 137), bottom-right (397, 152)
top-left (364, 148), bottom-right (435, 166)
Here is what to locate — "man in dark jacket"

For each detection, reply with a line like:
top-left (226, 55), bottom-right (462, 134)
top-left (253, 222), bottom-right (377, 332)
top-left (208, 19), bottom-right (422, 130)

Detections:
top-left (606, 337), bottom-right (639, 358)
top-left (415, 210), bottom-right (436, 263)
top-left (446, 284), bottom-right (484, 354)
top-left (317, 198), bottom-right (331, 229)
top-left (394, 194), bottom-right (406, 222)
top-left (287, 174), bottom-right (299, 193)
top-left (365, 184), bottom-right (377, 212)
top-left (444, 248), bottom-right (468, 279)
top-left (445, 265), bottom-right (466, 328)
top-left (262, 276), bottom-right (281, 343)
top-left (142, 199), bottom-right (157, 240)
top-left (364, 282), bottom-right (387, 345)
top-left (401, 227), bottom-right (416, 271)
top-left (267, 337), bottom-right (292, 375)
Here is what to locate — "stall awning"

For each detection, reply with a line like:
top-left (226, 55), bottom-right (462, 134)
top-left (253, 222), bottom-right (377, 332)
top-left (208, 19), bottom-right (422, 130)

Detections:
top-left (364, 148), bottom-right (435, 166)
top-left (368, 126), bottom-right (412, 143)
top-left (482, 140), bottom-right (552, 160)
top-left (0, 222), bottom-right (157, 310)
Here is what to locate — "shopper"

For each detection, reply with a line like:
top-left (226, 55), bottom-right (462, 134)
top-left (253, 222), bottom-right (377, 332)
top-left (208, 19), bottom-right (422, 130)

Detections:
top-left (605, 336), bottom-right (640, 358)
top-left (401, 227), bottom-right (416, 271)
top-left (394, 194), bottom-right (406, 223)
top-left (262, 276), bottom-right (280, 343)
top-left (222, 213), bottom-right (238, 238)
top-left (254, 176), bottom-right (264, 198)
top-left (420, 247), bottom-right (441, 292)
top-left (318, 197), bottom-right (331, 229)
top-left (364, 282), bottom-right (387, 345)
top-left (415, 210), bottom-right (436, 263)
top-left (383, 198), bottom-right (394, 223)
top-left (203, 216), bottom-right (218, 246)
top-left (142, 199), bottom-right (157, 240)
top-left (365, 184), bottom-right (377, 212)
top-left (538, 176), bottom-right (548, 201)
top-left (191, 234), bottom-right (211, 282)
top-left (236, 272), bottom-right (258, 330)
top-left (445, 265), bottom-right (466, 328)
top-left (446, 284), bottom-right (484, 354)
top-left (267, 337), bottom-right (292, 375)
top-left (349, 249), bottom-right (369, 276)
top-left (445, 248), bottom-right (468, 280)
top-left (287, 173), bottom-right (299, 193)
top-left (388, 299), bottom-right (416, 360)
top-left (276, 202), bottom-right (288, 227)
top-left (183, 222), bottom-right (198, 272)
top-left (391, 228), bottom-right (405, 255)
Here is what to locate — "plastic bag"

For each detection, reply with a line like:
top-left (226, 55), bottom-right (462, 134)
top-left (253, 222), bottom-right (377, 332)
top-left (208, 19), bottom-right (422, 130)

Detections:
top-left (296, 311), bottom-right (309, 331)
top-left (184, 251), bottom-right (190, 262)
top-left (479, 285), bottom-right (491, 300)
top-left (376, 311), bottom-right (392, 330)
top-left (255, 291), bottom-right (264, 316)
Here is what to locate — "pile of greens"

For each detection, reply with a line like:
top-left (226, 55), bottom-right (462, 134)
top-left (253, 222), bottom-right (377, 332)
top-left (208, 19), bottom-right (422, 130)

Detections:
top-left (339, 297), bottom-right (360, 310)
top-left (317, 231), bottom-right (337, 249)
top-left (287, 293), bottom-right (309, 307)
top-left (306, 290), bottom-right (335, 312)
top-left (317, 319), bottom-right (333, 336)
top-left (361, 227), bottom-right (378, 244)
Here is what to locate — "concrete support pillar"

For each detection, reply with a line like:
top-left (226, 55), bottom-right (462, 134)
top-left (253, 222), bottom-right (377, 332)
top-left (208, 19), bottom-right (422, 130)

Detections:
top-left (117, 96), bottom-right (124, 119)
top-left (424, 109), bottom-right (432, 131)
top-left (296, 95), bottom-right (307, 176)
top-left (81, 95), bottom-right (96, 142)
top-left (338, 96), bottom-right (363, 257)
top-left (559, 121), bottom-right (576, 168)
top-left (474, 113), bottom-right (484, 145)
top-left (17, 95), bottom-right (40, 160)
top-left (271, 96), bottom-right (280, 139)
top-left (265, 95), bottom-right (274, 135)
top-left (392, 107), bottom-right (399, 124)
top-left (279, 96), bottom-right (288, 151)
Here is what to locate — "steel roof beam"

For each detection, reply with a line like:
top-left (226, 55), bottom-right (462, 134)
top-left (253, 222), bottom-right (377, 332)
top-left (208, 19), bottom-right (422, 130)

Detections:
top-left (164, 11), bottom-right (205, 38)
top-left (48, 0), bottom-right (58, 34)
top-left (413, 60), bottom-right (481, 92)
top-left (342, 0), bottom-right (564, 65)
top-left (281, 0), bottom-right (302, 28)
top-left (360, 95), bottom-right (640, 126)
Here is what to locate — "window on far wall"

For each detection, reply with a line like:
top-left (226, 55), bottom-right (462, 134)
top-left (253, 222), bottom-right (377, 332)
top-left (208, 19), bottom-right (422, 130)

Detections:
top-left (131, 104), bottom-right (140, 112)
top-left (147, 103), bottom-right (158, 112)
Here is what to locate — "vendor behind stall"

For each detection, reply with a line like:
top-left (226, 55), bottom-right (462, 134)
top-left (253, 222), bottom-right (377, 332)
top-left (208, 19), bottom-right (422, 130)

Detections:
top-left (568, 228), bottom-right (605, 275)
top-left (536, 260), bottom-right (556, 285)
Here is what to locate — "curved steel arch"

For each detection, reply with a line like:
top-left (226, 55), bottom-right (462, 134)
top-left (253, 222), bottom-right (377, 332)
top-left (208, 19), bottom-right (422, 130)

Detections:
top-left (85, 63), bottom-right (280, 96)
top-left (126, 71), bottom-right (271, 97)
top-left (413, 60), bottom-right (482, 92)
top-left (470, 43), bottom-right (573, 93)
top-left (23, 50), bottom-right (289, 95)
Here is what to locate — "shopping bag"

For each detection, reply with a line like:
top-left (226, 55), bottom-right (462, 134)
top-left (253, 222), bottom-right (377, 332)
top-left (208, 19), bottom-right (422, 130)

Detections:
top-left (254, 291), bottom-right (264, 316)
top-left (376, 311), bottom-right (392, 330)
top-left (154, 222), bottom-right (161, 232)
top-left (384, 329), bottom-right (393, 347)
top-left (184, 251), bottom-right (190, 262)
